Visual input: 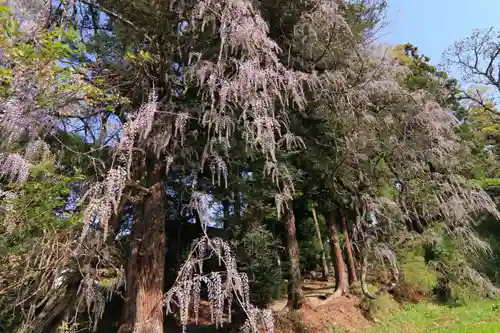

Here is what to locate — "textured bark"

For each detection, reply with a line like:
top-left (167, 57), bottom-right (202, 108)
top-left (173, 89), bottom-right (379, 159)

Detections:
top-left (117, 221), bottom-right (140, 333)
top-left (311, 206), bottom-right (329, 281)
top-left (284, 202), bottom-right (305, 310)
top-left (340, 213), bottom-right (357, 285)
top-left (133, 162), bottom-right (166, 333)
top-left (327, 212), bottom-right (347, 297)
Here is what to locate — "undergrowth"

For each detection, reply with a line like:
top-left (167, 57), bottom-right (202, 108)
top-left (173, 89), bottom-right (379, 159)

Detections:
top-left (274, 311), bottom-right (311, 333)
top-left (360, 293), bottom-right (400, 322)
top-left (370, 299), bottom-right (500, 333)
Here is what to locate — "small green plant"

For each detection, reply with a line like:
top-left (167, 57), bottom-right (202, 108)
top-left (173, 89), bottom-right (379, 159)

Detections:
top-left (57, 321), bottom-right (79, 333)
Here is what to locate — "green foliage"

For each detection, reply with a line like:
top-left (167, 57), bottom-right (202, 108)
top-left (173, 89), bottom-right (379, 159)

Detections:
top-left (446, 282), bottom-right (485, 306)
top-left (232, 226), bottom-right (285, 307)
top-left (474, 216), bottom-right (500, 286)
top-left (298, 216), bottom-right (324, 273)
top-left (344, 0), bottom-right (387, 39)
top-left (392, 43), bottom-right (465, 117)
top-left (360, 293), bottom-right (400, 322)
top-left (394, 252), bottom-right (438, 302)
top-left (420, 232), bottom-right (497, 306)
top-left (371, 300), bottom-right (500, 333)
top-left (0, 3), bottom-right (126, 114)
top-left (0, 163), bottom-right (83, 254)
top-left (49, 131), bottom-right (106, 176)
top-left (389, 39), bottom-right (500, 307)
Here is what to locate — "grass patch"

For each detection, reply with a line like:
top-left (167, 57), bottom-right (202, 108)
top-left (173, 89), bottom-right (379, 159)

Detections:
top-left (371, 299), bottom-right (500, 333)
top-left (360, 293), bottom-right (400, 322)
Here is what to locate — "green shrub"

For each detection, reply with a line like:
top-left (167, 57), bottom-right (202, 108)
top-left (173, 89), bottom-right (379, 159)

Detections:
top-left (360, 293), bottom-right (401, 322)
top-left (393, 253), bottom-right (439, 302)
top-left (232, 226), bottom-right (286, 307)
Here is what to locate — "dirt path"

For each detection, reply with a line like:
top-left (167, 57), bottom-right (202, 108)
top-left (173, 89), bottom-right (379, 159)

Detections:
top-left (269, 280), bottom-right (372, 333)
top-left (269, 280), bottom-right (338, 311)
top-left (165, 280), bottom-right (371, 333)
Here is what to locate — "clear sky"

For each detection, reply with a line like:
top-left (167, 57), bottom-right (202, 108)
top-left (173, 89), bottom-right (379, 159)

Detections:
top-left (381, 0), bottom-right (500, 66)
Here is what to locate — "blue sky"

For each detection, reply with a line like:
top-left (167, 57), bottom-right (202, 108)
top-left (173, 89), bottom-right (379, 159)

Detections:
top-left (381, 0), bottom-right (500, 66)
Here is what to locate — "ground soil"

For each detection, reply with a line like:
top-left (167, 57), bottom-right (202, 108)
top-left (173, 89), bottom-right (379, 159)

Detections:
top-left (271, 280), bottom-right (372, 333)
top-left (165, 279), bottom-right (372, 333)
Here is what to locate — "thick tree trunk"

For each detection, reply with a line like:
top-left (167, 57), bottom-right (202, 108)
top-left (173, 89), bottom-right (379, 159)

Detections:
top-left (327, 212), bottom-right (347, 297)
top-left (284, 202), bottom-right (305, 310)
top-left (311, 206), bottom-right (329, 281)
top-left (133, 163), bottom-right (166, 333)
top-left (340, 213), bottom-right (357, 285)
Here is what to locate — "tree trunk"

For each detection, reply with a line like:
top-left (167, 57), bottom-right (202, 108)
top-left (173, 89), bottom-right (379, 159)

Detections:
top-left (311, 206), bottom-right (329, 281)
top-left (327, 212), bottom-right (347, 297)
top-left (117, 214), bottom-right (140, 333)
top-left (324, 242), bottom-right (335, 274)
top-left (133, 163), bottom-right (166, 333)
top-left (222, 198), bottom-right (230, 230)
top-left (340, 213), bottom-right (357, 285)
top-left (233, 166), bottom-right (241, 220)
top-left (284, 202), bottom-right (305, 310)
top-left (234, 190), bottom-right (241, 220)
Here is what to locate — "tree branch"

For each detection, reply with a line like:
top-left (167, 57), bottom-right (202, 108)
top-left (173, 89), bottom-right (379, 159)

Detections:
top-left (126, 181), bottom-right (152, 194)
top-left (79, 0), bottom-right (153, 42)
